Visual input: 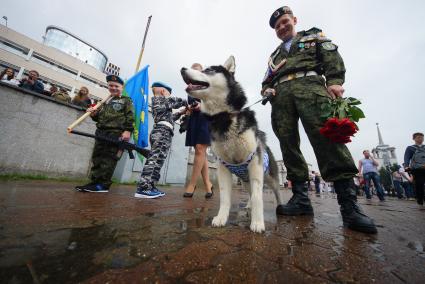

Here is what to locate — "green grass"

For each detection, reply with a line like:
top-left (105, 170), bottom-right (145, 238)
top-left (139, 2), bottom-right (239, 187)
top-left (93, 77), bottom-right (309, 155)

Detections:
top-left (0, 173), bottom-right (171, 186)
top-left (0, 173), bottom-right (88, 183)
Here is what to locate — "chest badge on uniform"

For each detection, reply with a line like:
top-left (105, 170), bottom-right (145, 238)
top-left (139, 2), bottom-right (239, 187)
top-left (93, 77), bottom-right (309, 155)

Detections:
top-left (321, 42), bottom-right (337, 51)
top-left (112, 103), bottom-right (123, 111)
top-left (298, 43), bottom-right (305, 49)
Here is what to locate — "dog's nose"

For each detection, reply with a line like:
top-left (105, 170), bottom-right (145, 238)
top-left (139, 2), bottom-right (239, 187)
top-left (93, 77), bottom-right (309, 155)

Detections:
top-left (180, 67), bottom-right (187, 74)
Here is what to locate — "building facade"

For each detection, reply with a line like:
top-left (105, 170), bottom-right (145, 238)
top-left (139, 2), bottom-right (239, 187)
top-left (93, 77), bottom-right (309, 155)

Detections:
top-left (0, 25), bottom-right (110, 100)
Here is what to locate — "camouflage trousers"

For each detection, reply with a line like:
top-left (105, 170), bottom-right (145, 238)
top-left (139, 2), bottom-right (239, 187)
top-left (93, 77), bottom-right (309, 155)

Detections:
top-left (270, 75), bottom-right (358, 182)
top-left (138, 126), bottom-right (173, 190)
top-left (90, 129), bottom-right (122, 187)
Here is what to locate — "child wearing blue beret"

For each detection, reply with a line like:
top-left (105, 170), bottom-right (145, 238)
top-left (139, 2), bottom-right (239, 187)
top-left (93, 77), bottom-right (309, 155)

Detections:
top-left (135, 82), bottom-right (187, 198)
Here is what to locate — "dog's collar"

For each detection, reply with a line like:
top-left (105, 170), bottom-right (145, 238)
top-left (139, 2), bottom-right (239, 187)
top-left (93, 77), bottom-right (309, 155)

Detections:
top-left (205, 110), bottom-right (240, 120)
top-left (218, 151), bottom-right (256, 167)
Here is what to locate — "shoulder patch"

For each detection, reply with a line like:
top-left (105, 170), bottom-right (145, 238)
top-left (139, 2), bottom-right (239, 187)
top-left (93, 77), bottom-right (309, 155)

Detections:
top-left (299, 31), bottom-right (329, 43)
top-left (306, 27), bottom-right (322, 34)
top-left (321, 42), bottom-right (337, 51)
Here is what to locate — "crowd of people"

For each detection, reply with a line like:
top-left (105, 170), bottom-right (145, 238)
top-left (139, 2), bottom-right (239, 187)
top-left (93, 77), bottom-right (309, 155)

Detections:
top-left (310, 133), bottom-right (425, 207)
top-left (74, 65), bottom-right (215, 200)
top-left (0, 67), bottom-right (98, 108)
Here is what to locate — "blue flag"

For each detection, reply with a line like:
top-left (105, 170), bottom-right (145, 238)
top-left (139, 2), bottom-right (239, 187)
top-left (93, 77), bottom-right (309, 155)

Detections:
top-left (123, 65), bottom-right (149, 150)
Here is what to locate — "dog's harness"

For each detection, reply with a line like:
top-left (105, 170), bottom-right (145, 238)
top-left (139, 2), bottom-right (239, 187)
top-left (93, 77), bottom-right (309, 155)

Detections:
top-left (218, 151), bottom-right (270, 183)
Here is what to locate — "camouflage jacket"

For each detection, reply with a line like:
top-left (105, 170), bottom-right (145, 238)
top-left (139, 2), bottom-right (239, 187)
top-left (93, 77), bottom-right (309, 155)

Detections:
top-left (152, 96), bottom-right (187, 126)
top-left (92, 95), bottom-right (134, 132)
top-left (262, 27), bottom-right (345, 90)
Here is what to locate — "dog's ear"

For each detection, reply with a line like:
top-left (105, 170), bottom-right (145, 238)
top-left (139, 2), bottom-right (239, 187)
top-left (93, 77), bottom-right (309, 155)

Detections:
top-left (223, 56), bottom-right (236, 74)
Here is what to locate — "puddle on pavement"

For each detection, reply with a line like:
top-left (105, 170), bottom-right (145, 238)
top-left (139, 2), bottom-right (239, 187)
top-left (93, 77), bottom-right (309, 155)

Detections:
top-left (0, 200), bottom-right (280, 284)
top-left (0, 210), bottom-right (211, 283)
top-left (407, 241), bottom-right (424, 253)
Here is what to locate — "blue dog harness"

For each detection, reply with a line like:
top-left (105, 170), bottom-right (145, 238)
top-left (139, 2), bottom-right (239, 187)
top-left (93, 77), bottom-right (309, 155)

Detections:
top-left (218, 151), bottom-right (270, 183)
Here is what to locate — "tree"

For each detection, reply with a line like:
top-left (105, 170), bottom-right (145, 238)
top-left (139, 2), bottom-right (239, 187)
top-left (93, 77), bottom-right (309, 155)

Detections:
top-left (379, 167), bottom-right (392, 191)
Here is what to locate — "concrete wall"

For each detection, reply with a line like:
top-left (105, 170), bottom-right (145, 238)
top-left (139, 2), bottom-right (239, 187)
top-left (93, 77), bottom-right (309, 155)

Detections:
top-left (0, 82), bottom-right (96, 178)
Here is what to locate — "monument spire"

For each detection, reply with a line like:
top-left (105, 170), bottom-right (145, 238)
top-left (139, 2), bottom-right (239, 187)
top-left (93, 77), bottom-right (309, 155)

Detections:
top-left (376, 123), bottom-right (385, 146)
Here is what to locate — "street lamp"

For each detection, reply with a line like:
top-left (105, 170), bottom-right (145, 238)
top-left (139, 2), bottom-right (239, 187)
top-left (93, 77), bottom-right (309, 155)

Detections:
top-left (2, 16), bottom-right (7, 27)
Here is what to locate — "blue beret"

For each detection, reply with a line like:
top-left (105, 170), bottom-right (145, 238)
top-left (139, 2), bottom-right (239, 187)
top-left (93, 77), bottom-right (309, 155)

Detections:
top-left (151, 81), bottom-right (172, 93)
top-left (270, 6), bottom-right (293, 28)
top-left (106, 75), bottom-right (124, 85)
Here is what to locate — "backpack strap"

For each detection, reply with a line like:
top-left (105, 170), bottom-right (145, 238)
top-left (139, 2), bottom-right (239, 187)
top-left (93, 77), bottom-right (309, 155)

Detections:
top-left (413, 145), bottom-right (425, 151)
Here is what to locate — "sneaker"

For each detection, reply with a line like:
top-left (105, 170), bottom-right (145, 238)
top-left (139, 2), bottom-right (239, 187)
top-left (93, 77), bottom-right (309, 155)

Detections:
top-left (153, 188), bottom-right (166, 197)
top-left (75, 182), bottom-right (94, 192)
top-left (82, 184), bottom-right (109, 193)
top-left (150, 183), bottom-right (165, 197)
top-left (134, 188), bottom-right (162, 199)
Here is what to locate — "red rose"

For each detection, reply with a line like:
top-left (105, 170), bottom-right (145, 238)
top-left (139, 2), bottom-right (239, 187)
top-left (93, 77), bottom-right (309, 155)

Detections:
top-left (325, 117), bottom-right (341, 131)
top-left (339, 119), bottom-right (357, 136)
top-left (320, 117), bottom-right (356, 144)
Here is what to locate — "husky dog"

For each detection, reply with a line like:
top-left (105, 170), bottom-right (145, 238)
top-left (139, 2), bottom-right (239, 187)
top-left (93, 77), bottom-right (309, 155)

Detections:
top-left (180, 56), bottom-right (283, 233)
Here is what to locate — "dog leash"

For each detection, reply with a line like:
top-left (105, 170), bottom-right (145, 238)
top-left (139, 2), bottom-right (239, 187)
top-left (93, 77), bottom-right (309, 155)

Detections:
top-left (243, 93), bottom-right (273, 110)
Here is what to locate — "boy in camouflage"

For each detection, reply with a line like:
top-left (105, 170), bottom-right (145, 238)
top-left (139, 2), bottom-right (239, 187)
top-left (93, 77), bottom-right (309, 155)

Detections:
top-left (75, 75), bottom-right (134, 193)
top-left (135, 82), bottom-right (187, 199)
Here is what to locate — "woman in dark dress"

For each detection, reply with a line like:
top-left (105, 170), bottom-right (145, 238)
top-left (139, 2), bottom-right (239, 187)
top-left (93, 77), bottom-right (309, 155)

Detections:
top-left (183, 63), bottom-right (213, 198)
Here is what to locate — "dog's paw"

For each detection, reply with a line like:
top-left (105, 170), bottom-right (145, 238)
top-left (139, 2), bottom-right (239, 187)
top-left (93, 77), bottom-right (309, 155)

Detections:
top-left (250, 221), bottom-right (265, 233)
top-left (212, 215), bottom-right (228, 227)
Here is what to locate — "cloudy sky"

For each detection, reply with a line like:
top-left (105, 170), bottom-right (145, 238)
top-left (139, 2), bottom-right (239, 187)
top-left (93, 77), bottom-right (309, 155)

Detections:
top-left (3, 0), bottom-right (425, 170)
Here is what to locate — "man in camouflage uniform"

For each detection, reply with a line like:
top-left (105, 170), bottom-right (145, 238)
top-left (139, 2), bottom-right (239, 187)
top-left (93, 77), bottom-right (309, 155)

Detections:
top-left (263, 6), bottom-right (377, 233)
top-left (135, 82), bottom-right (187, 199)
top-left (75, 75), bottom-right (134, 193)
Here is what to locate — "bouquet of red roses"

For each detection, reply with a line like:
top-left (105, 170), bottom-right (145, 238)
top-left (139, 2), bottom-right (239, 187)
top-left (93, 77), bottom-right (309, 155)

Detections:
top-left (319, 97), bottom-right (365, 144)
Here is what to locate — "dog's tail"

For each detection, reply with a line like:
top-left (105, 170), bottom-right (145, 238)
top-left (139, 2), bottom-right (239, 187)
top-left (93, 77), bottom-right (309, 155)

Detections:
top-left (257, 130), bottom-right (278, 178)
top-left (266, 145), bottom-right (278, 179)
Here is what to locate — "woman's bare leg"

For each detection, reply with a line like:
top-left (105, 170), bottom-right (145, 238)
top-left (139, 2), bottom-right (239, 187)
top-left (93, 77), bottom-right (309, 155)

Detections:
top-left (201, 152), bottom-right (213, 193)
top-left (185, 144), bottom-right (209, 194)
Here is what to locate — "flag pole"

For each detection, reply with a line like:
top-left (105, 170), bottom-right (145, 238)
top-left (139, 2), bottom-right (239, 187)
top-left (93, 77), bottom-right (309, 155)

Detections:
top-left (135, 15), bottom-right (152, 74)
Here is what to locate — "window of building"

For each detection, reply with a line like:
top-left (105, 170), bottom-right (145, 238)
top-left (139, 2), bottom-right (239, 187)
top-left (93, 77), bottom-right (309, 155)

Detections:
top-left (30, 52), bottom-right (78, 78)
top-left (44, 28), bottom-right (107, 71)
top-left (0, 37), bottom-right (29, 57)
top-left (79, 73), bottom-right (108, 89)
top-left (0, 60), bottom-right (20, 73)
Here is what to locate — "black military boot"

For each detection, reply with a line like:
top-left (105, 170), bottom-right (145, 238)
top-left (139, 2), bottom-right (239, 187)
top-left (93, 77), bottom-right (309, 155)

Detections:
top-left (334, 179), bottom-right (377, 234)
top-left (276, 181), bottom-right (314, 216)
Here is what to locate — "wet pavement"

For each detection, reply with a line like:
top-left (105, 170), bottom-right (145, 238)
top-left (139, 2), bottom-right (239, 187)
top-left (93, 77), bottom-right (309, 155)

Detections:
top-left (0, 180), bottom-right (424, 283)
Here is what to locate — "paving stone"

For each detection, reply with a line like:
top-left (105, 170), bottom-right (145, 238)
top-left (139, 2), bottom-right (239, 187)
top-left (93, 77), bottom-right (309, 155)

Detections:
top-left (0, 181), bottom-right (424, 283)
